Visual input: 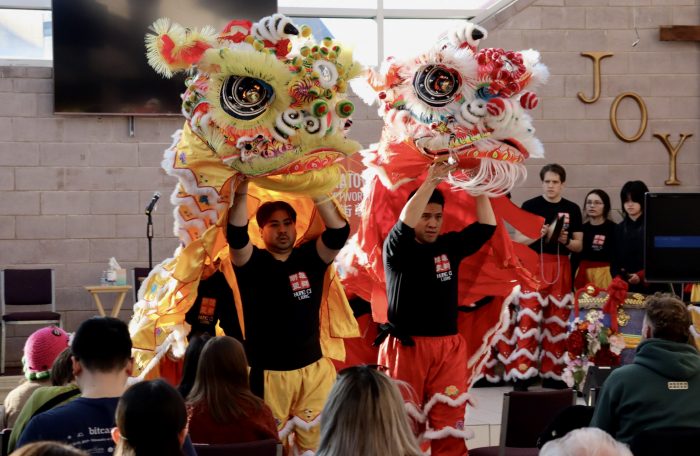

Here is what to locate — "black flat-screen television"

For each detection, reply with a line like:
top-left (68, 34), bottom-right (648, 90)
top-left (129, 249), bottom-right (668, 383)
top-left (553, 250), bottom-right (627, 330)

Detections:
top-left (645, 193), bottom-right (700, 282)
top-left (52, 0), bottom-right (277, 116)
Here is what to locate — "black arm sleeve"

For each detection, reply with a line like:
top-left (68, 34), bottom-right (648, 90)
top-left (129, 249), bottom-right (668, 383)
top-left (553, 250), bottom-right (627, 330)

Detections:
top-left (446, 222), bottom-right (497, 260)
top-left (383, 221), bottom-right (416, 271)
top-left (227, 223), bottom-right (250, 249)
top-left (321, 223), bottom-right (350, 250)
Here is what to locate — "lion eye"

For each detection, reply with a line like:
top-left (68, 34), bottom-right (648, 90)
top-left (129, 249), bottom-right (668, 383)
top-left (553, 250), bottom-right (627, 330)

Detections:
top-left (304, 116), bottom-right (321, 134)
top-left (413, 65), bottom-right (461, 107)
top-left (220, 76), bottom-right (275, 120)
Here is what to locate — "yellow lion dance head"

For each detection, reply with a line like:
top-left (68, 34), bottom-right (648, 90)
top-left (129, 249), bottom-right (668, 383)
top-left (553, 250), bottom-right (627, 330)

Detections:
top-left (129, 14), bottom-right (362, 379)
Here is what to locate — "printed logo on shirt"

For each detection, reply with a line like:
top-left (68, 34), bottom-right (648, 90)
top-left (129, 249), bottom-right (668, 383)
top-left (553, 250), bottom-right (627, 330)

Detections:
top-left (558, 212), bottom-right (570, 230)
top-left (198, 297), bottom-right (216, 324)
top-left (434, 254), bottom-right (453, 282)
top-left (591, 234), bottom-right (606, 252)
top-left (668, 381), bottom-right (689, 390)
top-left (290, 272), bottom-right (312, 300)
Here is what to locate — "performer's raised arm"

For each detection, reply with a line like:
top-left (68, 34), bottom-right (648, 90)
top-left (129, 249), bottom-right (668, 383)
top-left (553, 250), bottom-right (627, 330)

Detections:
top-left (313, 195), bottom-right (350, 264)
top-left (227, 179), bottom-right (253, 267)
top-left (400, 162), bottom-right (455, 228)
top-left (475, 194), bottom-right (497, 227)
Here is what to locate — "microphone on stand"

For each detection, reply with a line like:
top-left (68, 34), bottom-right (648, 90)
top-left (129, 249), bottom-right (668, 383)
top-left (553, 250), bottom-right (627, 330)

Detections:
top-left (145, 192), bottom-right (161, 215)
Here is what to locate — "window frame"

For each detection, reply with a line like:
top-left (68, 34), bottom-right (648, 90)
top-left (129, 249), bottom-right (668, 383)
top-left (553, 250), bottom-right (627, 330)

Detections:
top-left (278, 3), bottom-right (493, 64)
top-left (0, 0), bottom-right (51, 65)
top-left (0, 0), bottom-right (517, 66)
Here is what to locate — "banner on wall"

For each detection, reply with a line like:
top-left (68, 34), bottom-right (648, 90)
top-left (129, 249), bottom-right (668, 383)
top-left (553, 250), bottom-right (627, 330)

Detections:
top-left (333, 154), bottom-right (365, 234)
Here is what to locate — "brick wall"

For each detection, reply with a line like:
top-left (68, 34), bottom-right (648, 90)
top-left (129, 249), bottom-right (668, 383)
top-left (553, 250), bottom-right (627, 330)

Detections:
top-left (1, 0), bottom-right (698, 365)
top-left (482, 0), bottom-right (700, 209)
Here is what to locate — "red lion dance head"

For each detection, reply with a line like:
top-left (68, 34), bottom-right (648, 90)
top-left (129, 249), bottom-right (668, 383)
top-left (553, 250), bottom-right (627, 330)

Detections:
top-left (355, 22), bottom-right (548, 196)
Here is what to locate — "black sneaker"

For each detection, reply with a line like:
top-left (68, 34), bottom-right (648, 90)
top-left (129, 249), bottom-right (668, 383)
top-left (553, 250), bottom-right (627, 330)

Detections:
top-left (542, 378), bottom-right (568, 390)
top-left (473, 377), bottom-right (506, 388)
top-left (513, 378), bottom-right (534, 391)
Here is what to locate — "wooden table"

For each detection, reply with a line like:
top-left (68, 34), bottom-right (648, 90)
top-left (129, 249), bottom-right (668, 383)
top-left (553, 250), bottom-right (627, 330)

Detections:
top-left (84, 285), bottom-right (132, 317)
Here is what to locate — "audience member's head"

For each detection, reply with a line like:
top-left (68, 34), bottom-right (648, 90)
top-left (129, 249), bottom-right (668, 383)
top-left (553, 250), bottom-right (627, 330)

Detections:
top-left (187, 336), bottom-right (263, 422)
top-left (583, 189), bottom-right (611, 221)
top-left (316, 365), bottom-right (422, 456)
top-left (178, 332), bottom-right (211, 398)
top-left (50, 348), bottom-right (75, 386)
top-left (22, 326), bottom-right (70, 382)
top-left (620, 180), bottom-right (648, 219)
top-left (540, 427), bottom-right (632, 456)
top-left (538, 405), bottom-right (595, 449)
top-left (642, 294), bottom-right (691, 343)
top-left (9, 441), bottom-right (88, 456)
top-left (71, 317), bottom-right (132, 374)
top-left (113, 379), bottom-right (187, 456)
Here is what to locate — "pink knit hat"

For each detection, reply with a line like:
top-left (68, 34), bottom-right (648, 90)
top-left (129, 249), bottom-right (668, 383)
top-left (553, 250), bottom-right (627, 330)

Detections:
top-left (23, 326), bottom-right (70, 380)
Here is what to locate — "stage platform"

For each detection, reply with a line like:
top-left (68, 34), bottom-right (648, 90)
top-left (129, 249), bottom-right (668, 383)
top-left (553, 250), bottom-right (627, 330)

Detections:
top-left (467, 385), bottom-right (511, 448)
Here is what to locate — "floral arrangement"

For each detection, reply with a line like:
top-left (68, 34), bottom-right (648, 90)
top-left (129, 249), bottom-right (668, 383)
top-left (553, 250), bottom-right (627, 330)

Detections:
top-left (562, 309), bottom-right (627, 391)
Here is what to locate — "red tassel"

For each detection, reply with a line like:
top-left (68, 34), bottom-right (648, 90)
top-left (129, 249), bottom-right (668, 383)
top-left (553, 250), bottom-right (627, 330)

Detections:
top-left (159, 35), bottom-right (210, 66)
top-left (220, 19), bottom-right (251, 43)
top-left (180, 41), bottom-right (211, 64)
top-left (604, 277), bottom-right (629, 332)
top-left (160, 35), bottom-right (176, 64)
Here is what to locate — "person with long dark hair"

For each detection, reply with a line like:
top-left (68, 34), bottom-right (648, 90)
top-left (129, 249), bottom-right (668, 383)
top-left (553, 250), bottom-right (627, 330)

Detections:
top-left (177, 332), bottom-right (211, 398)
top-left (112, 380), bottom-right (188, 456)
top-left (573, 189), bottom-right (616, 290)
top-left (611, 181), bottom-right (662, 294)
top-left (186, 336), bottom-right (278, 444)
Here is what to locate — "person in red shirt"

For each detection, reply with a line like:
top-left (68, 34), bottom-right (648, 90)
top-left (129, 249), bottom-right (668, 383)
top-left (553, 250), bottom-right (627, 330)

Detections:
top-left (186, 336), bottom-right (278, 445)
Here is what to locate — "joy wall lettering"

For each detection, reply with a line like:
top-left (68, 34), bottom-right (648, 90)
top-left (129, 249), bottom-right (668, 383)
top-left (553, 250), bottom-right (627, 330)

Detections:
top-left (578, 51), bottom-right (693, 186)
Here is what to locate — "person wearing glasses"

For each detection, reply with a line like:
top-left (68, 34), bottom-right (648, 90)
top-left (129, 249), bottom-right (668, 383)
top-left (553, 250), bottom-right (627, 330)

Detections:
top-left (379, 162), bottom-right (496, 456)
top-left (572, 189), bottom-right (616, 290)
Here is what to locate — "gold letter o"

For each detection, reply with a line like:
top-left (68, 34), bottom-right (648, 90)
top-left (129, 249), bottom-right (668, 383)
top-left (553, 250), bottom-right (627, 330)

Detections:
top-left (610, 92), bottom-right (647, 143)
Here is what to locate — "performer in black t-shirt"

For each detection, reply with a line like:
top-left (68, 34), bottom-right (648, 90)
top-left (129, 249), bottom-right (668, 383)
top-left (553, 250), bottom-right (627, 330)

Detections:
top-left (510, 163), bottom-right (582, 389)
top-left (572, 189), bottom-right (616, 290)
top-left (379, 162), bottom-right (496, 456)
top-left (226, 178), bottom-right (350, 454)
top-left (184, 270), bottom-right (242, 341)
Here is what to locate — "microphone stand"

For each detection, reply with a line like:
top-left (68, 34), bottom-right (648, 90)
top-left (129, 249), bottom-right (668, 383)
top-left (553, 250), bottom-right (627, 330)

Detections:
top-left (146, 210), bottom-right (154, 270)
